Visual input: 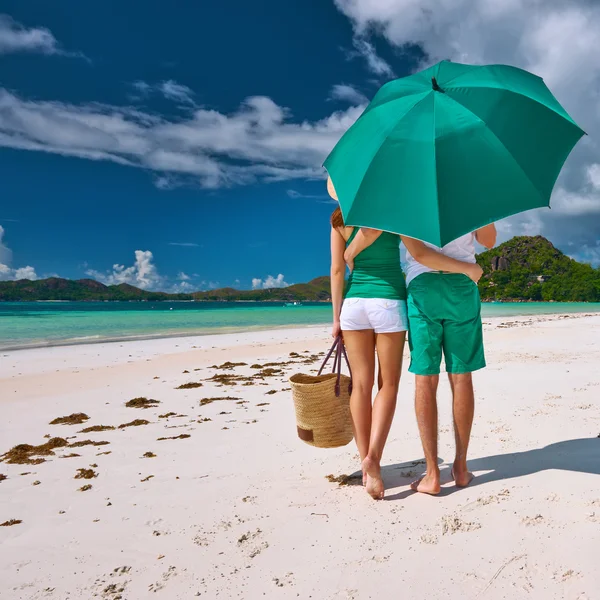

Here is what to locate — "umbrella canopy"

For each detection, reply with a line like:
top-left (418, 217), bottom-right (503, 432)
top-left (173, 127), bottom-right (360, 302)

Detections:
top-left (324, 61), bottom-right (585, 247)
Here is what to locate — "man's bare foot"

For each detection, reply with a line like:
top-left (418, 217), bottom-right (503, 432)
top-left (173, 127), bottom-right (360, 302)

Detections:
top-left (410, 472), bottom-right (441, 495)
top-left (451, 465), bottom-right (474, 488)
top-left (362, 457), bottom-right (384, 500)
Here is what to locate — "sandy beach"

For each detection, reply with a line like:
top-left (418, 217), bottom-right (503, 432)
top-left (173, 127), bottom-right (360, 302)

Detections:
top-left (1, 315), bottom-right (599, 600)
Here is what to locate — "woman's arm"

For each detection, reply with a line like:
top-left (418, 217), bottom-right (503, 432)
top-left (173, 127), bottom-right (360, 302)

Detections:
top-left (401, 236), bottom-right (483, 283)
top-left (475, 223), bottom-right (497, 249)
top-left (344, 228), bottom-right (382, 272)
top-left (330, 227), bottom-right (347, 338)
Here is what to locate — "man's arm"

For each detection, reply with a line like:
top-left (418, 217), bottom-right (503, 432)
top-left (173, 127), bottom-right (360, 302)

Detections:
top-left (475, 223), bottom-right (497, 249)
top-left (344, 228), bottom-right (382, 272)
top-left (401, 236), bottom-right (483, 283)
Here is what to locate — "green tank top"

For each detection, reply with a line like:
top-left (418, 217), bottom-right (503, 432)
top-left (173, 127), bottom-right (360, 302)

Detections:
top-left (345, 230), bottom-right (407, 300)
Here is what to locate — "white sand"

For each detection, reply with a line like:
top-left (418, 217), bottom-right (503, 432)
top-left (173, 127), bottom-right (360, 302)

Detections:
top-left (1, 316), bottom-right (599, 599)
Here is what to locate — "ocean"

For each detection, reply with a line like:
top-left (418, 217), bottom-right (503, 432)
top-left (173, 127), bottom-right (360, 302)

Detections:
top-left (1, 301), bottom-right (600, 351)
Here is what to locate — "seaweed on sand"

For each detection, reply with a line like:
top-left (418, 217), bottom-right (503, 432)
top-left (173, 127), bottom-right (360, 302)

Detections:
top-left (176, 382), bottom-right (203, 389)
top-left (74, 468), bottom-right (97, 480)
top-left (118, 419), bottom-right (150, 429)
top-left (1, 437), bottom-right (69, 465)
top-left (325, 473), bottom-right (362, 487)
top-left (199, 397), bottom-right (240, 407)
top-left (210, 362), bottom-right (247, 370)
top-left (78, 425), bottom-right (115, 433)
top-left (125, 397), bottom-right (160, 409)
top-left (50, 413), bottom-right (90, 426)
top-left (69, 440), bottom-right (110, 448)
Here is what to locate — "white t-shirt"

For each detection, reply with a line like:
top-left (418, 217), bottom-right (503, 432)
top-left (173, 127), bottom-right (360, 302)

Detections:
top-left (403, 232), bottom-right (476, 286)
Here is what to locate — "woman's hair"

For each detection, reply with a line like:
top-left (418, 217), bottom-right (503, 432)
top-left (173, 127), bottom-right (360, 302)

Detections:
top-left (330, 207), bottom-right (345, 229)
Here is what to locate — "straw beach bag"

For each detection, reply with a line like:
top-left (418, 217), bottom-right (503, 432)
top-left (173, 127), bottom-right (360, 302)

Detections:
top-left (289, 336), bottom-right (353, 448)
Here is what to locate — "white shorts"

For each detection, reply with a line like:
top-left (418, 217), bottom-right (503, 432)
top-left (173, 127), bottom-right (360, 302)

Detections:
top-left (340, 298), bottom-right (409, 334)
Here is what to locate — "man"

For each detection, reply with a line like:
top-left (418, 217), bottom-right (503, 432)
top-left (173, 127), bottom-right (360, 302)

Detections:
top-left (402, 225), bottom-right (496, 494)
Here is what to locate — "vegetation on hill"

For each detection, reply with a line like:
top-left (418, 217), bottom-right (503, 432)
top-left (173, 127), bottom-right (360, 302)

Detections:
top-left (0, 237), bottom-right (598, 302)
top-left (476, 236), bottom-right (600, 302)
top-left (0, 276), bottom-right (332, 302)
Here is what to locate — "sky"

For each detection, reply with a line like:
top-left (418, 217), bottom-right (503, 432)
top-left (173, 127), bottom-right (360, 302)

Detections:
top-left (1, 0), bottom-right (599, 292)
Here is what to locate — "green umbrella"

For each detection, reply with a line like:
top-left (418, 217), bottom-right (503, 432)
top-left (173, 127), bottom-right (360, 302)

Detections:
top-left (324, 60), bottom-right (585, 247)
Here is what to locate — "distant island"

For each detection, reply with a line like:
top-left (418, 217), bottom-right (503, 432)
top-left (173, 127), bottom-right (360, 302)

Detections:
top-left (1, 236), bottom-right (599, 302)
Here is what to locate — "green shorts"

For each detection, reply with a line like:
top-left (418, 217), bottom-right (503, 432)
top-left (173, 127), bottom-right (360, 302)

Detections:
top-left (407, 273), bottom-right (486, 376)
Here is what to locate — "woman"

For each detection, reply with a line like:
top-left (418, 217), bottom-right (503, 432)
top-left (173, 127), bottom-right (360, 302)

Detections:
top-left (328, 177), bottom-right (482, 500)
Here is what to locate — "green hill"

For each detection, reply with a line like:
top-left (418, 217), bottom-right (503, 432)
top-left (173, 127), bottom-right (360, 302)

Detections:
top-left (0, 276), bottom-right (332, 302)
top-left (476, 236), bottom-right (600, 302)
top-left (0, 278), bottom-right (192, 302)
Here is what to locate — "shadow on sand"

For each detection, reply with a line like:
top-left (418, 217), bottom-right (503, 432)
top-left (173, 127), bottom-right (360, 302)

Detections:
top-left (383, 437), bottom-right (600, 501)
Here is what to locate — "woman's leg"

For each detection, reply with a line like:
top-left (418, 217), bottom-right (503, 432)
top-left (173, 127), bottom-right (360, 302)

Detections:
top-left (363, 331), bottom-right (406, 499)
top-left (342, 330), bottom-right (376, 476)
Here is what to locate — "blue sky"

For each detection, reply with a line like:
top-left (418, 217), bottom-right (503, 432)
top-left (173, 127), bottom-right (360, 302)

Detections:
top-left (1, 1), bottom-right (599, 291)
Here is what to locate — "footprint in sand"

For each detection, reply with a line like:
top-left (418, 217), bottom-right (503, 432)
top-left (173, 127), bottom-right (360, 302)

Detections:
top-left (521, 514), bottom-right (545, 526)
top-left (420, 533), bottom-right (439, 544)
top-left (440, 514), bottom-right (481, 535)
top-left (272, 573), bottom-right (295, 588)
top-left (95, 566), bottom-right (131, 599)
top-left (149, 566), bottom-right (177, 592)
top-left (477, 489), bottom-right (510, 506)
top-left (238, 528), bottom-right (269, 559)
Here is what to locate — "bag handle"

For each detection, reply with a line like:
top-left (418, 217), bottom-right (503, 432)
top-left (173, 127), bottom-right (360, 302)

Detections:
top-left (317, 336), bottom-right (353, 397)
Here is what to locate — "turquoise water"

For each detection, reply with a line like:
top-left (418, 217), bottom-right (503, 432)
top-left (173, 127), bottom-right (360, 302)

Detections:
top-left (1, 301), bottom-right (600, 351)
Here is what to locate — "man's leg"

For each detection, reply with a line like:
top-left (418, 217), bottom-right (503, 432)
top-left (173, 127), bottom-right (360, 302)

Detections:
top-left (443, 274), bottom-right (486, 488)
top-left (411, 374), bottom-right (441, 494)
top-left (448, 372), bottom-right (475, 487)
top-left (406, 275), bottom-right (444, 495)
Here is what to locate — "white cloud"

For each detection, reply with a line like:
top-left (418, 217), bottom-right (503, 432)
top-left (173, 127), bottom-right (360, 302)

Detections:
top-left (587, 164), bottom-right (600, 190)
top-left (86, 250), bottom-right (162, 290)
top-left (0, 224), bottom-right (12, 265)
top-left (351, 37), bottom-right (395, 77)
top-left (551, 188), bottom-right (600, 217)
top-left (132, 80), bottom-right (195, 105)
top-left (0, 14), bottom-right (60, 55)
top-left (0, 225), bottom-right (38, 281)
top-left (286, 189), bottom-right (330, 200)
top-left (329, 84), bottom-right (368, 105)
top-left (131, 81), bottom-right (152, 95)
top-left (160, 80), bottom-right (195, 105)
top-left (169, 280), bottom-right (194, 293)
top-left (252, 274), bottom-right (290, 290)
top-left (571, 242), bottom-right (600, 267)
top-left (85, 250), bottom-right (206, 293)
top-left (14, 265), bottom-right (37, 279)
top-left (0, 89), bottom-right (363, 188)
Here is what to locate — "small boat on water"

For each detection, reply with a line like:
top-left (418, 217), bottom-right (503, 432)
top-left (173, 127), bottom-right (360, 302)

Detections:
top-left (284, 301), bottom-right (303, 307)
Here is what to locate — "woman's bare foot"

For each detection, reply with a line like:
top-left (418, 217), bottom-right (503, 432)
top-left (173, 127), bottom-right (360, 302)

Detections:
top-left (362, 468), bottom-right (367, 486)
top-left (362, 457), bottom-right (384, 500)
top-left (451, 464), bottom-right (474, 488)
top-left (410, 471), bottom-right (441, 495)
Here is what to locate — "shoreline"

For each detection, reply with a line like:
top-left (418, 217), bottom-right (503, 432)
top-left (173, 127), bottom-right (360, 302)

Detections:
top-left (3, 308), bottom-right (600, 353)
top-left (0, 322), bottom-right (330, 353)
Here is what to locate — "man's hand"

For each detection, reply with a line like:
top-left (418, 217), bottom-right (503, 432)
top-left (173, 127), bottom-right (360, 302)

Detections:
top-left (465, 263), bottom-right (483, 284)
